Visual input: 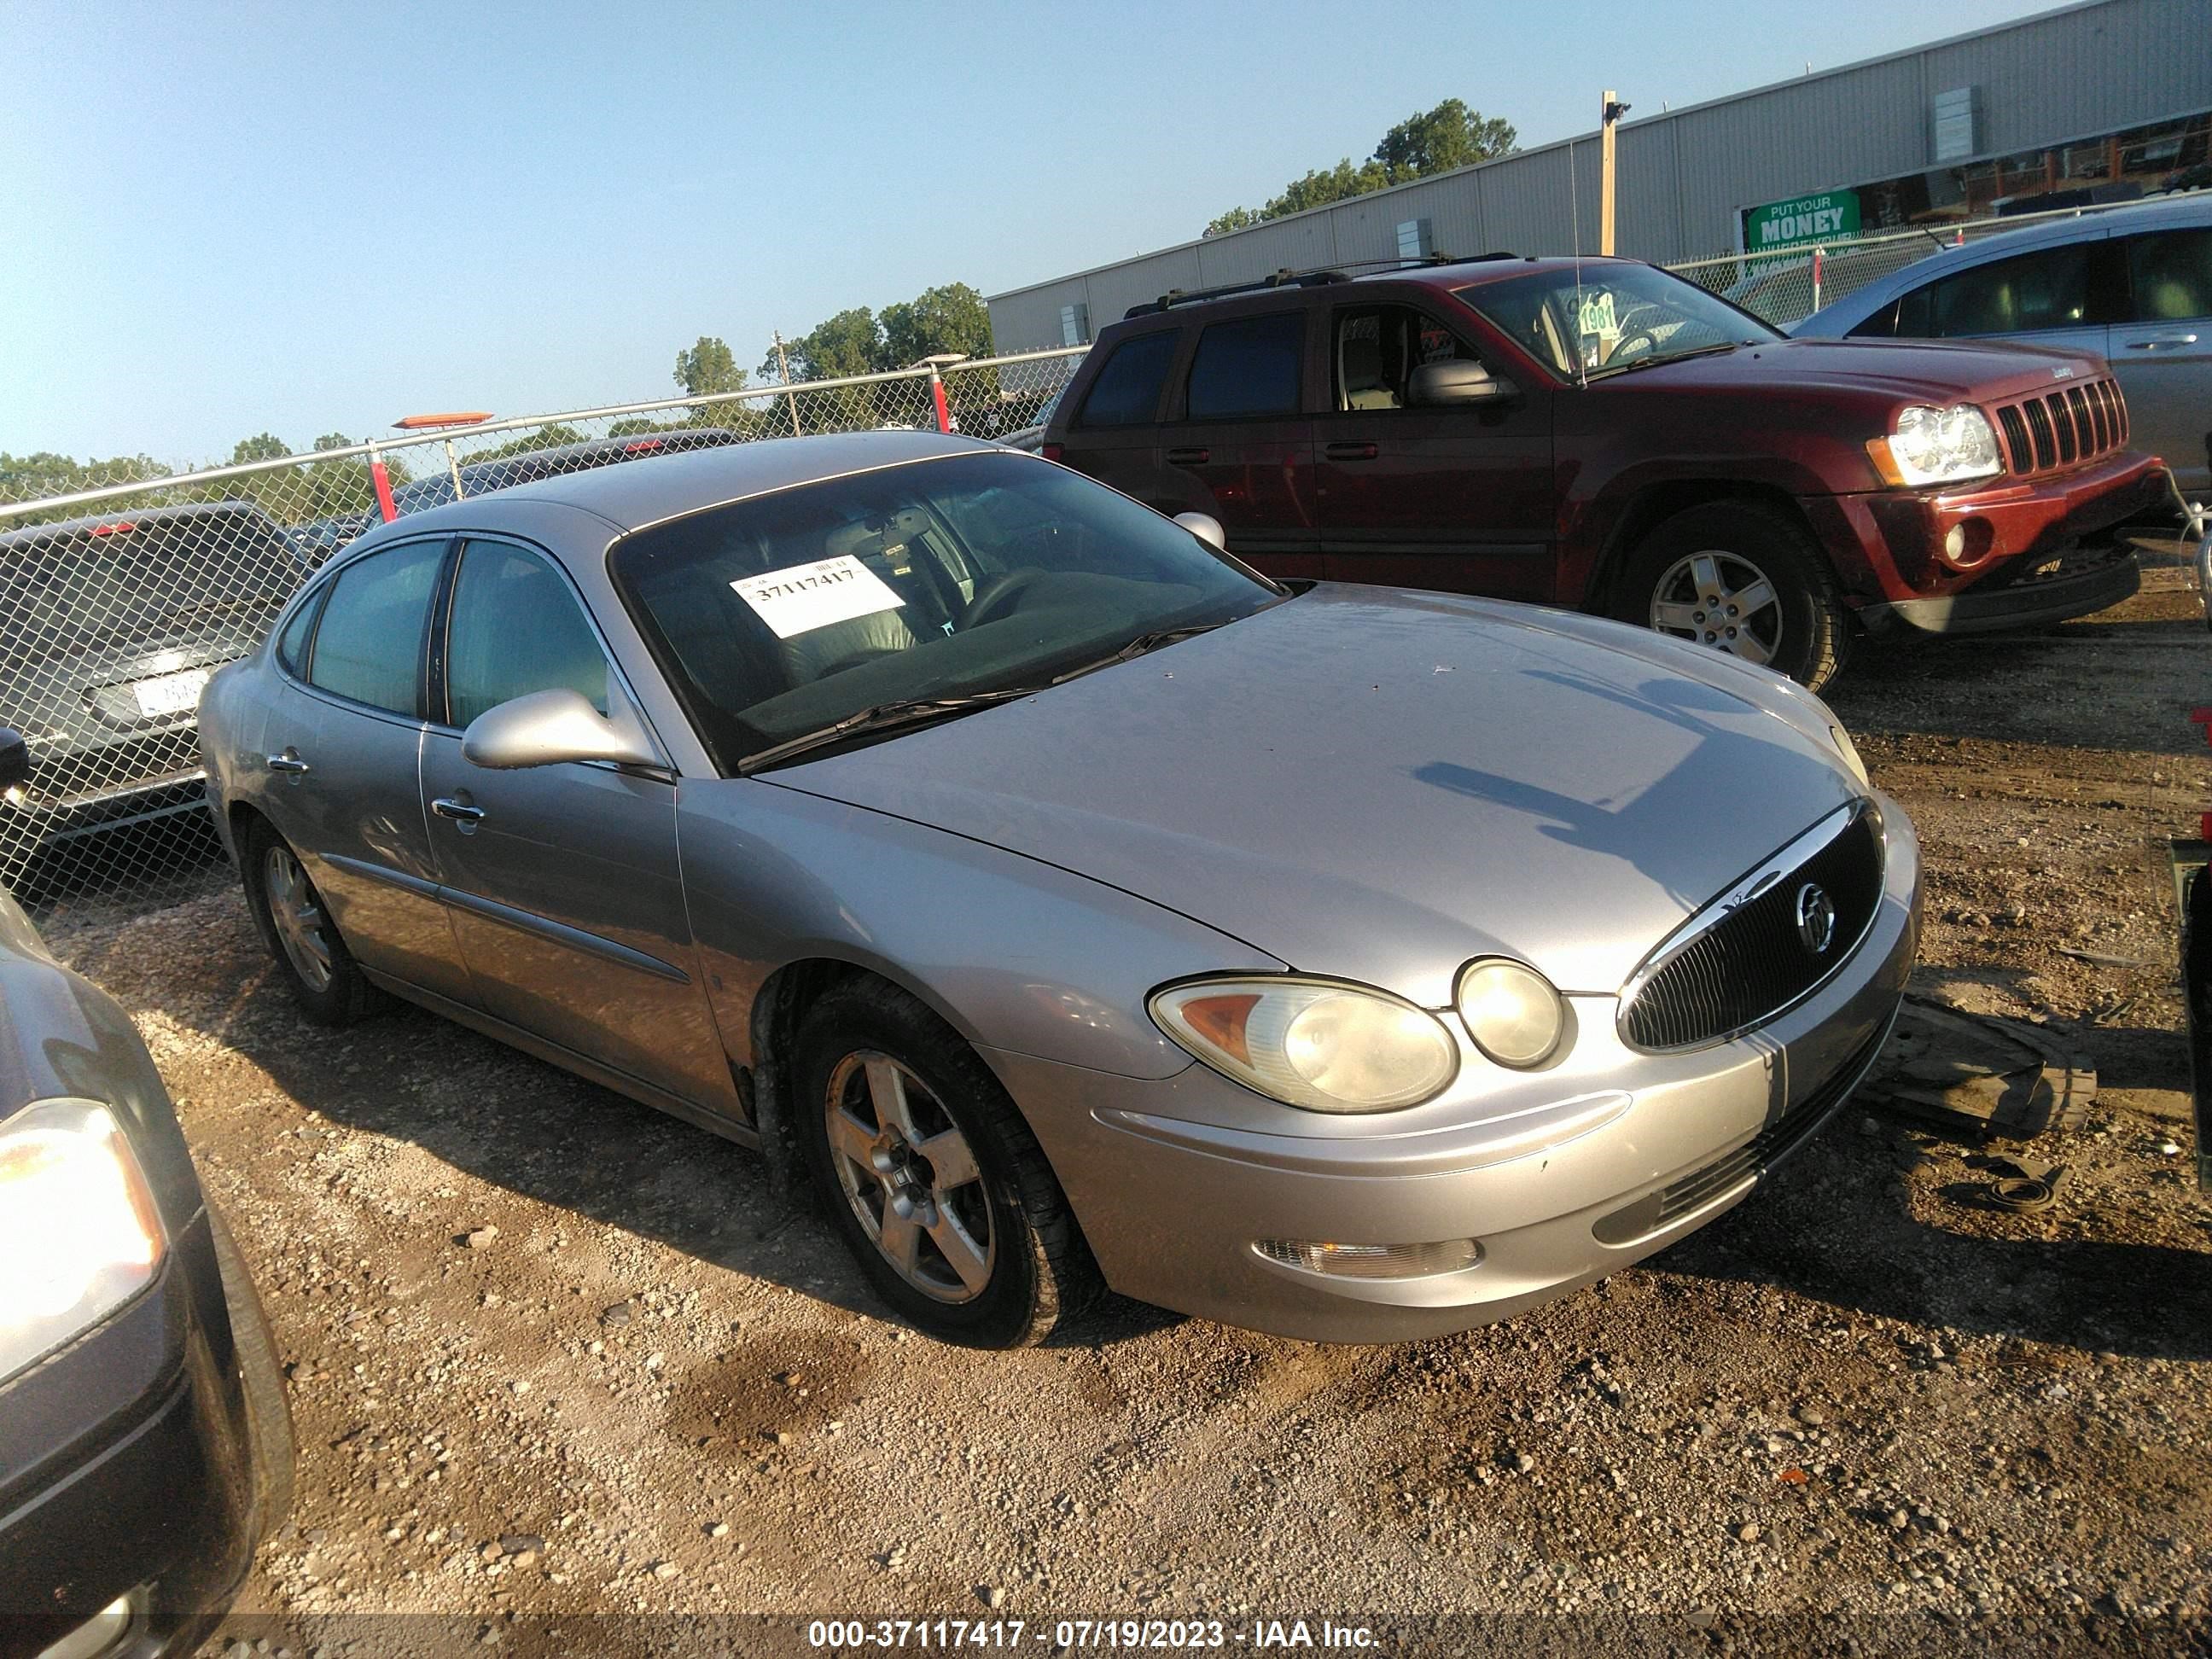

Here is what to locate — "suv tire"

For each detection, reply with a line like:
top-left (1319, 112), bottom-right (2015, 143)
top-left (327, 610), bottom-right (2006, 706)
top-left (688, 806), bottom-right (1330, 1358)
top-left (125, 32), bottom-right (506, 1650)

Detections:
top-left (1612, 500), bottom-right (1848, 691)
top-left (794, 978), bottom-right (1096, 1348)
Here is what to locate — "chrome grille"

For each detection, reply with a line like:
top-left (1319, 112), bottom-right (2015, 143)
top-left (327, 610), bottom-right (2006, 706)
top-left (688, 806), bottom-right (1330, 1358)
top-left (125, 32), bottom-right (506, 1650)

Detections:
top-left (1619, 802), bottom-right (1886, 1051)
top-left (1993, 376), bottom-right (2128, 477)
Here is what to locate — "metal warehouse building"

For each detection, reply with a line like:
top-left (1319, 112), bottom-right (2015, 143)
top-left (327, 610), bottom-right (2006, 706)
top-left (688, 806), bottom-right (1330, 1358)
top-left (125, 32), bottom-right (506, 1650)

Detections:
top-left (987, 0), bottom-right (2212, 351)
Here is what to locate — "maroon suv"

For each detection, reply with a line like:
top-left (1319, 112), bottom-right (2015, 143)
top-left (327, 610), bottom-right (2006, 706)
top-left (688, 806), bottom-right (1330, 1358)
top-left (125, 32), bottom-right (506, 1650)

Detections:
top-left (1040, 254), bottom-right (2169, 688)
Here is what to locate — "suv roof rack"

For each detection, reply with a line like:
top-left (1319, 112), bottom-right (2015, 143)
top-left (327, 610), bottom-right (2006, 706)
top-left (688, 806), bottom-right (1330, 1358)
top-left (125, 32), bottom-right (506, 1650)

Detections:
top-left (1121, 251), bottom-right (1519, 319)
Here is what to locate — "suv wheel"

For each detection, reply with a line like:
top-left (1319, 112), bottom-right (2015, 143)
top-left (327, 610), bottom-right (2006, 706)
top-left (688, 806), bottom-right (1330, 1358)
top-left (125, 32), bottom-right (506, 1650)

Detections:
top-left (794, 979), bottom-right (1095, 1348)
top-left (242, 818), bottom-right (385, 1026)
top-left (1613, 501), bottom-right (1847, 690)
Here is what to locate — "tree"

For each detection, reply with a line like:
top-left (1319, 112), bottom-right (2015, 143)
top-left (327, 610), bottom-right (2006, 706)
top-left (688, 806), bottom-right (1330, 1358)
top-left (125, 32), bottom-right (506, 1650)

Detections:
top-left (878, 282), bottom-right (993, 369)
top-left (673, 335), bottom-right (748, 399)
top-left (1373, 99), bottom-right (1517, 184)
top-left (312, 433), bottom-right (354, 452)
top-left (1204, 206), bottom-right (1261, 237)
top-left (764, 307), bottom-right (883, 383)
top-left (230, 433), bottom-right (291, 465)
top-left (1264, 158), bottom-right (1389, 218)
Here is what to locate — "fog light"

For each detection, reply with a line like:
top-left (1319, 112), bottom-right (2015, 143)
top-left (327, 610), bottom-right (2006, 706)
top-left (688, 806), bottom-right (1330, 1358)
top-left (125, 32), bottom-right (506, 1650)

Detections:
top-left (1942, 518), bottom-right (1994, 568)
top-left (1254, 1237), bottom-right (1482, 1279)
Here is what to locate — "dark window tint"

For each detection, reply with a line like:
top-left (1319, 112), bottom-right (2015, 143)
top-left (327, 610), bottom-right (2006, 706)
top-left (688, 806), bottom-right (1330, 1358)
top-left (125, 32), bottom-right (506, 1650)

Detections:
top-left (1186, 313), bottom-right (1304, 419)
top-left (306, 538), bottom-right (444, 715)
top-left (2127, 228), bottom-right (2212, 321)
top-left (1335, 306), bottom-right (1480, 410)
top-left (1899, 245), bottom-right (2093, 337)
top-left (1844, 298), bottom-right (1902, 340)
top-left (1078, 332), bottom-right (1179, 426)
top-left (445, 541), bottom-right (608, 728)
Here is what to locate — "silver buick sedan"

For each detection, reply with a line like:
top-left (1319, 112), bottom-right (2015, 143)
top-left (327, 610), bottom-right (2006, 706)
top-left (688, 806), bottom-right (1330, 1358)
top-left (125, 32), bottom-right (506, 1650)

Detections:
top-left (200, 432), bottom-right (1918, 1348)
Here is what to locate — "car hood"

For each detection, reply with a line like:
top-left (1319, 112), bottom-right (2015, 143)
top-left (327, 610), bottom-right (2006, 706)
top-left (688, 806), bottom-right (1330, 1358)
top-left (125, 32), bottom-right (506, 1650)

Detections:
top-left (765, 586), bottom-right (1862, 1004)
top-left (1634, 335), bottom-right (2107, 403)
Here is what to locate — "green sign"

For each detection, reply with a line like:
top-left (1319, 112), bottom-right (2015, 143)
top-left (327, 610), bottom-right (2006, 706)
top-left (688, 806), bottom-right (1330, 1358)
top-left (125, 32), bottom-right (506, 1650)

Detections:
top-left (1743, 189), bottom-right (1861, 253)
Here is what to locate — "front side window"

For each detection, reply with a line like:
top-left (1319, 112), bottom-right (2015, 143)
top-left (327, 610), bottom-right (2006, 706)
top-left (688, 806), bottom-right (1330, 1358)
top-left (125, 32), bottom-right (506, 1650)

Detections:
top-left (445, 540), bottom-right (608, 728)
top-left (306, 538), bottom-right (445, 715)
top-left (1077, 331), bottom-right (1179, 426)
top-left (1898, 244), bottom-right (2093, 336)
top-left (1458, 265), bottom-right (1778, 379)
top-left (1185, 312), bottom-right (1304, 419)
top-left (609, 451), bottom-right (1280, 771)
top-left (1335, 306), bottom-right (1481, 410)
top-left (2126, 228), bottom-right (2212, 321)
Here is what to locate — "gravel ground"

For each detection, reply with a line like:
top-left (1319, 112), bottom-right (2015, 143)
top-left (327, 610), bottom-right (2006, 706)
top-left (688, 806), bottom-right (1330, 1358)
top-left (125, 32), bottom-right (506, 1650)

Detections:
top-left (35, 549), bottom-right (2212, 1657)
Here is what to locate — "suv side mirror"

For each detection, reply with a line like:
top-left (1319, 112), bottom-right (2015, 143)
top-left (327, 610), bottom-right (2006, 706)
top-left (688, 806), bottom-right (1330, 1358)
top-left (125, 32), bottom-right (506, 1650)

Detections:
top-left (0, 729), bottom-right (26, 794)
top-left (1408, 360), bottom-right (1514, 407)
top-left (462, 690), bottom-right (661, 771)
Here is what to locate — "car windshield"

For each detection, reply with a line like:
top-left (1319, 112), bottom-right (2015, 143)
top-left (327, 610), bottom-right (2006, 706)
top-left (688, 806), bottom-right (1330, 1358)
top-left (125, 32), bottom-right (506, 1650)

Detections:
top-left (608, 449), bottom-right (1283, 772)
top-left (1458, 265), bottom-right (1780, 380)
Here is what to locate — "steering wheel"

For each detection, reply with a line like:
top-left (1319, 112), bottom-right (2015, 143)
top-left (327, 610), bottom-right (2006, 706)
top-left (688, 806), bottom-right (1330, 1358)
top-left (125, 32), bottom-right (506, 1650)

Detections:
top-left (1609, 329), bottom-right (1661, 364)
top-left (959, 568), bottom-right (1043, 631)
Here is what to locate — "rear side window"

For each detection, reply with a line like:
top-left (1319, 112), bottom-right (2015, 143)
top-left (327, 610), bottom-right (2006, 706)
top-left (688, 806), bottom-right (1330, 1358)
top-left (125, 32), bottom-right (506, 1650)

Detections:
top-left (1078, 331), bottom-right (1179, 426)
top-left (275, 593), bottom-right (322, 673)
top-left (2126, 228), bottom-right (2212, 321)
top-left (306, 539), bottom-right (445, 716)
top-left (1186, 313), bottom-right (1305, 419)
top-left (444, 540), bottom-right (608, 728)
top-left (1896, 245), bottom-right (2093, 337)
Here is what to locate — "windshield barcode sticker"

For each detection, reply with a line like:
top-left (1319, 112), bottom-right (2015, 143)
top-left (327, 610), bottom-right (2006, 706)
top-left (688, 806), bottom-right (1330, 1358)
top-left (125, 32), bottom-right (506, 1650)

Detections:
top-left (732, 556), bottom-right (905, 640)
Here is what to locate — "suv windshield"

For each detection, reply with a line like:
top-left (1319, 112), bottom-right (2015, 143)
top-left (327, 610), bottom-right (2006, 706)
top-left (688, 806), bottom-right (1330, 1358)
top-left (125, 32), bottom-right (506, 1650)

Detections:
top-left (609, 450), bottom-right (1282, 772)
top-left (1458, 265), bottom-right (1779, 380)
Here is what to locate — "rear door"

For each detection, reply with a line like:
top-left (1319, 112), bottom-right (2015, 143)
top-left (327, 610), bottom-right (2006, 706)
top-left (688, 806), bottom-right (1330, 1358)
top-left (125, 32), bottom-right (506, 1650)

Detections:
top-left (1151, 308), bottom-right (1321, 579)
top-left (1885, 235), bottom-right (2121, 361)
top-left (1313, 300), bottom-right (1557, 600)
top-left (2109, 223), bottom-right (2212, 492)
top-left (1050, 326), bottom-right (1180, 510)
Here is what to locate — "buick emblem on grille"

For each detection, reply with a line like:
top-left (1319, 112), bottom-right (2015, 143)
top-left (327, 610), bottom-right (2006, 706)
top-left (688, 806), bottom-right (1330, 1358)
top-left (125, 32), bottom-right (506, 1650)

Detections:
top-left (1796, 883), bottom-right (1837, 955)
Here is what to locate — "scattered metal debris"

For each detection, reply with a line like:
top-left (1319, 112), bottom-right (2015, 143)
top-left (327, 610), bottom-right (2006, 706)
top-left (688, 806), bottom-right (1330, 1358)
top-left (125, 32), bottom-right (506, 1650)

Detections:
top-left (1860, 995), bottom-right (2095, 1138)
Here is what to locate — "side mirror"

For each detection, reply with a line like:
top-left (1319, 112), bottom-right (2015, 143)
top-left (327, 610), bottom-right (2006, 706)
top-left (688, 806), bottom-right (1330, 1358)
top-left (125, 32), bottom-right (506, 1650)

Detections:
top-left (1408, 360), bottom-right (1514, 407)
top-left (462, 689), bottom-right (661, 771)
top-left (1173, 511), bottom-right (1227, 552)
top-left (0, 728), bottom-right (27, 794)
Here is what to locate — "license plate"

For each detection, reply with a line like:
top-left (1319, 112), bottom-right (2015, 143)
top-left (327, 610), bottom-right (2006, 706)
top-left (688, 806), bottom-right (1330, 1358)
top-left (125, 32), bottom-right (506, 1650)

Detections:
top-left (131, 667), bottom-right (211, 719)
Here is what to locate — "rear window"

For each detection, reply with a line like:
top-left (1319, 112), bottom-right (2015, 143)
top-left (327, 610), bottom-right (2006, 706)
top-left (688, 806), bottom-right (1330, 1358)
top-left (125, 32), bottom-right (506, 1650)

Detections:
top-left (1895, 245), bottom-right (2093, 337)
top-left (306, 538), bottom-right (445, 716)
top-left (2126, 228), bottom-right (2212, 322)
top-left (1186, 313), bottom-right (1304, 419)
top-left (1077, 331), bottom-right (1179, 427)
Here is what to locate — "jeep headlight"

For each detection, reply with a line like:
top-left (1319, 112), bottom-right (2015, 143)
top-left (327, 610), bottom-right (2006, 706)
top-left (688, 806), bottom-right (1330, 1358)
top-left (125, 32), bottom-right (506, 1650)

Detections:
top-left (1150, 977), bottom-right (1458, 1112)
top-left (0, 1101), bottom-right (165, 1384)
top-left (1883, 404), bottom-right (2001, 487)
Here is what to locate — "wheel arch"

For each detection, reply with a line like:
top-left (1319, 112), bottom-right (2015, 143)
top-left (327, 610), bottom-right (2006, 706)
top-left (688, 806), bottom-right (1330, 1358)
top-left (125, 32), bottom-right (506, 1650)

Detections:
top-left (1585, 479), bottom-right (1826, 615)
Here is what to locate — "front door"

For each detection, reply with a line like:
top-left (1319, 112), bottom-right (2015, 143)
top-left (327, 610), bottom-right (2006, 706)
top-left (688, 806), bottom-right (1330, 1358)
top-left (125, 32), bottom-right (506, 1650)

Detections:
top-left (1313, 302), bottom-right (1556, 600)
top-left (420, 536), bottom-right (736, 1115)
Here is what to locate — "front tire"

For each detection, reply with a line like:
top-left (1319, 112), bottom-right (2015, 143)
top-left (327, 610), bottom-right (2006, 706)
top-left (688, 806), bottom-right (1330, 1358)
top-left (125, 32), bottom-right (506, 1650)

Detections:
top-left (241, 818), bottom-right (383, 1026)
top-left (207, 1198), bottom-right (295, 1536)
top-left (794, 979), bottom-right (1093, 1348)
top-left (1610, 500), bottom-right (1848, 690)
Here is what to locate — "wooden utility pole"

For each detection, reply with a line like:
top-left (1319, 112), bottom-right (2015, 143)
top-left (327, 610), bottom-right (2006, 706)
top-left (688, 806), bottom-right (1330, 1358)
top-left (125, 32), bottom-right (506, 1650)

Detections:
top-left (772, 330), bottom-right (800, 437)
top-left (1598, 89), bottom-right (1627, 256)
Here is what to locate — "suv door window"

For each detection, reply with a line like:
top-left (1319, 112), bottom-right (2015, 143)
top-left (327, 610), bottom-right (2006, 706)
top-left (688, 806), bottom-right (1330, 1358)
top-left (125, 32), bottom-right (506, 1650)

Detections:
top-left (1335, 307), bottom-right (1481, 410)
top-left (444, 540), bottom-right (609, 728)
top-left (1185, 313), bottom-right (1304, 419)
top-left (306, 538), bottom-right (444, 715)
top-left (2125, 228), bottom-right (2212, 321)
top-left (1077, 330), bottom-right (1179, 426)
top-left (1897, 244), bottom-right (2093, 336)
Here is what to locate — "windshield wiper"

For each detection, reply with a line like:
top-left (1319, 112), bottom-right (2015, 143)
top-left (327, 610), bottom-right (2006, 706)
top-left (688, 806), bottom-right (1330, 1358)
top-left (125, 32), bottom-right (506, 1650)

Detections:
top-left (1585, 340), bottom-right (1755, 381)
top-left (1051, 621), bottom-right (1227, 684)
top-left (737, 686), bottom-right (1046, 774)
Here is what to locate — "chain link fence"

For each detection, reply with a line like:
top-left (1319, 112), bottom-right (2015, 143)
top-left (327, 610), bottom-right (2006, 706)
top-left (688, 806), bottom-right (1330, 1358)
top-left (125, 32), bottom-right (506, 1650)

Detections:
top-left (0, 347), bottom-right (1086, 907)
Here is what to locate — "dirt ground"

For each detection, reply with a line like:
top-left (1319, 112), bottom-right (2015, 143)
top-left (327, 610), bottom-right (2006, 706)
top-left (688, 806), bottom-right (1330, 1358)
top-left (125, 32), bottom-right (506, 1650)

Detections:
top-left (37, 545), bottom-right (2212, 1656)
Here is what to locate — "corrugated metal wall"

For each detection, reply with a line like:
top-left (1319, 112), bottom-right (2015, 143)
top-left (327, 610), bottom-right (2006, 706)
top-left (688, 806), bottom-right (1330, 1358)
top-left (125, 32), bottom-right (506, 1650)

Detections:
top-left (987, 0), bottom-right (2212, 351)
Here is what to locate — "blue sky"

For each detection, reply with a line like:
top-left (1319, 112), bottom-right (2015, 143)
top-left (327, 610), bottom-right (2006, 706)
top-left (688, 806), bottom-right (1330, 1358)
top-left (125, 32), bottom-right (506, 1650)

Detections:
top-left (2, 0), bottom-right (2056, 464)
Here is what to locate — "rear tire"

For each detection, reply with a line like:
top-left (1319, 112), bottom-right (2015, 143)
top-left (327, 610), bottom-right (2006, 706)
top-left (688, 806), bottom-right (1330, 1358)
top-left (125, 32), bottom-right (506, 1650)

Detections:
top-left (241, 817), bottom-right (384, 1026)
top-left (794, 979), bottom-right (1095, 1348)
top-left (1610, 500), bottom-right (1848, 691)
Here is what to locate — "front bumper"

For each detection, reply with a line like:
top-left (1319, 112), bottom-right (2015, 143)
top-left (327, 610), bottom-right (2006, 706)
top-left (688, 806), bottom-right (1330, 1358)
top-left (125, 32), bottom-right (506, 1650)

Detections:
top-left (0, 1211), bottom-right (262, 1657)
top-left (992, 799), bottom-right (1921, 1343)
top-left (1857, 543), bottom-right (2140, 637)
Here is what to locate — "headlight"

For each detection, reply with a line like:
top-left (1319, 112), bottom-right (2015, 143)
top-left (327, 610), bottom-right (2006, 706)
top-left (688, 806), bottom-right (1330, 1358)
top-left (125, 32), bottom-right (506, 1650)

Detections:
top-left (1150, 977), bottom-right (1458, 1113)
top-left (1883, 404), bottom-right (2001, 487)
top-left (1828, 723), bottom-right (1869, 786)
top-left (0, 1101), bottom-right (165, 1384)
top-left (1455, 958), bottom-right (1565, 1068)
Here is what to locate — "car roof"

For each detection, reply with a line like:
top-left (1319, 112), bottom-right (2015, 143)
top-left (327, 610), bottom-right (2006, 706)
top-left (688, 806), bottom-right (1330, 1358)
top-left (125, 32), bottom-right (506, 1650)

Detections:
top-left (1104, 254), bottom-right (1648, 330)
top-left (363, 429), bottom-right (1008, 539)
top-left (0, 497), bottom-right (279, 552)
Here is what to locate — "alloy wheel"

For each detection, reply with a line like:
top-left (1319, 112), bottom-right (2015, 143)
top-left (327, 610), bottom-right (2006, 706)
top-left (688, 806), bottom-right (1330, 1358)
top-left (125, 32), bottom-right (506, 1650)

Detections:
top-left (822, 1051), bottom-right (995, 1304)
top-left (263, 844), bottom-right (334, 992)
top-left (1650, 549), bottom-right (1784, 667)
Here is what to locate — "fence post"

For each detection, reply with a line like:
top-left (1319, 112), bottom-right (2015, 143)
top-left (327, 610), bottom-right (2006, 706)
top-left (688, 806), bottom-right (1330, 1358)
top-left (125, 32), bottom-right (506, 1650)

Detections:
top-left (772, 332), bottom-right (802, 437)
top-left (366, 437), bottom-right (398, 523)
top-left (444, 439), bottom-right (465, 500)
top-left (928, 364), bottom-right (952, 434)
top-left (1811, 246), bottom-right (1824, 314)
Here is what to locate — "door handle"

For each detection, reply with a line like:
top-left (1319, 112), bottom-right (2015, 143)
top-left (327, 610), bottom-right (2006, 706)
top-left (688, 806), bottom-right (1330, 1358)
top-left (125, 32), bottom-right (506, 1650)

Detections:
top-left (1166, 446), bottom-right (1211, 466)
top-left (430, 796), bottom-right (486, 828)
top-left (1325, 441), bottom-right (1380, 460)
top-left (2125, 334), bottom-right (2198, 349)
top-left (266, 751), bottom-right (310, 775)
